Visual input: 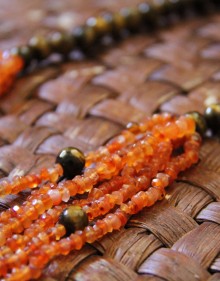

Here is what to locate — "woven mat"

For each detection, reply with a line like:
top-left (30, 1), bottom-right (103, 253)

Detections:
top-left (1, 1), bottom-right (220, 280)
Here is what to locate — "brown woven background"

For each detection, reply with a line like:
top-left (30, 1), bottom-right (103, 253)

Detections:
top-left (1, 1), bottom-right (220, 280)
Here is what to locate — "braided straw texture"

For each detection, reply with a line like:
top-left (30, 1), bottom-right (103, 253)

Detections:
top-left (1, 1), bottom-right (220, 280)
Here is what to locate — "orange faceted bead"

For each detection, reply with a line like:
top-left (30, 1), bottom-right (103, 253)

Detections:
top-left (84, 226), bottom-right (97, 243)
top-left (69, 233), bottom-right (83, 250)
top-left (0, 261), bottom-right (7, 276)
top-left (29, 251), bottom-right (49, 269)
top-left (58, 238), bottom-right (71, 255)
top-left (0, 51), bottom-right (23, 96)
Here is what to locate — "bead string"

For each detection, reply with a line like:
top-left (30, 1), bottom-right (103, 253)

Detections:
top-left (0, 113), bottom-right (201, 280)
top-left (1, 0), bottom-right (220, 96)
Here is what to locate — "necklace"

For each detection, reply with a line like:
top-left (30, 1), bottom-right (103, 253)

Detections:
top-left (0, 1), bottom-right (220, 280)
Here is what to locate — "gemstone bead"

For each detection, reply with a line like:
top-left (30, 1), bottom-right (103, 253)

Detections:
top-left (0, 51), bottom-right (24, 96)
top-left (185, 111), bottom-right (207, 136)
top-left (58, 206), bottom-right (88, 235)
top-left (204, 104), bottom-right (220, 133)
top-left (56, 147), bottom-right (85, 179)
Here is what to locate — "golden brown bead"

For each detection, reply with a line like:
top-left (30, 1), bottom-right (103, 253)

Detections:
top-left (58, 206), bottom-right (88, 235)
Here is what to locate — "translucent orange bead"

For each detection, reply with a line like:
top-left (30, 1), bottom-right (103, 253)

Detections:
top-left (0, 231), bottom-right (7, 246)
top-left (54, 224), bottom-right (66, 239)
top-left (29, 266), bottom-right (41, 279)
top-left (48, 189), bottom-right (62, 205)
top-left (5, 266), bottom-right (31, 281)
top-left (92, 224), bottom-right (103, 238)
top-left (31, 199), bottom-right (45, 215)
top-left (0, 261), bottom-right (7, 276)
top-left (163, 122), bottom-right (180, 139)
top-left (84, 226), bottom-right (97, 243)
top-left (95, 220), bottom-right (108, 236)
top-left (29, 251), bottom-right (49, 269)
top-left (131, 191), bottom-right (148, 210)
top-left (106, 213), bottom-right (121, 230)
top-left (115, 210), bottom-right (128, 226)
top-left (69, 233), bottom-right (83, 250)
top-left (58, 238), bottom-right (71, 255)
top-left (61, 180), bottom-right (79, 196)
top-left (0, 51), bottom-right (24, 96)
top-left (40, 194), bottom-right (53, 210)
top-left (47, 164), bottom-right (63, 183)
top-left (9, 218), bottom-right (24, 234)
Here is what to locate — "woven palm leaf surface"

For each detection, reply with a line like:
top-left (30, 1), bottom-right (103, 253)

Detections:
top-left (1, 0), bottom-right (220, 280)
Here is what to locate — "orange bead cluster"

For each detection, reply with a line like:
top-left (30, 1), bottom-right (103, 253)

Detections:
top-left (0, 164), bottom-right (63, 197)
top-left (0, 113), bottom-right (201, 281)
top-left (0, 51), bottom-right (24, 96)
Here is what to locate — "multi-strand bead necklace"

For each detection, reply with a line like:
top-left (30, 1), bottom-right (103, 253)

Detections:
top-left (1, 0), bottom-right (220, 280)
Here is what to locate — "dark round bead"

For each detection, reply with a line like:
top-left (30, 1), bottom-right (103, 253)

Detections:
top-left (119, 7), bottom-right (141, 30)
top-left (112, 12), bottom-right (127, 31)
top-left (185, 111), bottom-right (207, 136)
top-left (28, 35), bottom-right (51, 60)
top-left (204, 104), bottom-right (220, 133)
top-left (48, 32), bottom-right (75, 55)
top-left (72, 26), bottom-right (96, 48)
top-left (56, 147), bottom-right (85, 179)
top-left (137, 2), bottom-right (156, 28)
top-left (86, 16), bottom-right (112, 36)
top-left (58, 206), bottom-right (88, 235)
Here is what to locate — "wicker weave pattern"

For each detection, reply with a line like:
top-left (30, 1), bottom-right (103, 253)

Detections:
top-left (1, 1), bottom-right (220, 280)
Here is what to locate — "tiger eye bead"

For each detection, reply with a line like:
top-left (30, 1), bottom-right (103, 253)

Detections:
top-left (112, 12), bottom-right (127, 31)
top-left (58, 206), bottom-right (88, 235)
top-left (56, 147), bottom-right (85, 179)
top-left (204, 104), bottom-right (220, 133)
top-left (28, 36), bottom-right (51, 60)
top-left (86, 16), bottom-right (112, 36)
top-left (48, 32), bottom-right (75, 55)
top-left (138, 2), bottom-right (156, 27)
top-left (72, 26), bottom-right (96, 49)
top-left (185, 111), bottom-right (207, 136)
top-left (120, 7), bottom-right (141, 30)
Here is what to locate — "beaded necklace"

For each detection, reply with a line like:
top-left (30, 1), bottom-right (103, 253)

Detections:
top-left (0, 1), bottom-right (220, 280)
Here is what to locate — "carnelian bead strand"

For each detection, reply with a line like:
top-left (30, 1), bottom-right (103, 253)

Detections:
top-left (0, 206), bottom-right (67, 262)
top-left (0, 113), bottom-right (200, 281)
top-left (83, 141), bottom-right (173, 220)
top-left (86, 113), bottom-right (173, 165)
top-left (0, 143), bottom-right (173, 270)
top-left (120, 133), bottom-right (201, 216)
top-left (4, 211), bottom-right (129, 281)
top-left (2, 224), bottom-right (66, 271)
top-left (74, 137), bottom-right (171, 219)
top-left (0, 164), bottom-right (63, 198)
top-left (120, 173), bottom-right (170, 215)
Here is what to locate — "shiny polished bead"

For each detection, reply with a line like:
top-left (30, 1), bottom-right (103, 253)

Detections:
top-left (56, 147), bottom-right (85, 179)
top-left (58, 206), bottom-right (88, 235)
top-left (86, 16), bottom-right (112, 36)
top-left (120, 7), bottom-right (141, 30)
top-left (48, 32), bottom-right (75, 54)
top-left (28, 36), bottom-right (51, 60)
top-left (185, 111), bottom-right (207, 136)
top-left (112, 12), bottom-right (127, 33)
top-left (138, 2), bottom-right (156, 27)
top-left (204, 104), bottom-right (220, 133)
top-left (72, 26), bottom-right (96, 48)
